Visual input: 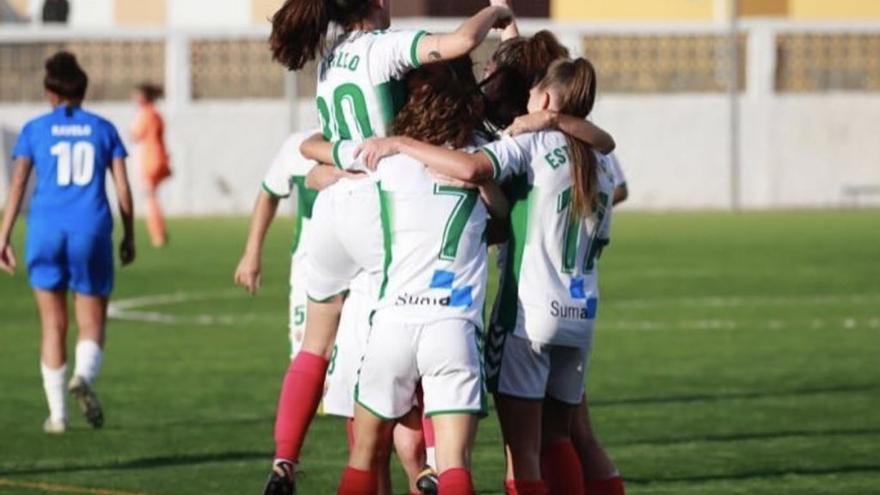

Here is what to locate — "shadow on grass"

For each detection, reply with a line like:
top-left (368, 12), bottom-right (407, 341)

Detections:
top-left (0, 451), bottom-right (267, 477)
top-left (608, 426), bottom-right (880, 448)
top-left (628, 464), bottom-right (880, 485)
top-left (591, 383), bottom-right (880, 407)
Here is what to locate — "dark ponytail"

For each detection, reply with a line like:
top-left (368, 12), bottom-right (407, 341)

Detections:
top-left (269, 0), bottom-right (375, 70)
top-left (481, 30), bottom-right (570, 129)
top-left (44, 51), bottom-right (88, 101)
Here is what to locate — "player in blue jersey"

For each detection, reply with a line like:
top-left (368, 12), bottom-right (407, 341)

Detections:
top-left (0, 52), bottom-right (135, 434)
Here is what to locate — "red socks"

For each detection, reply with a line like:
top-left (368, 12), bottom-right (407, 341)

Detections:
top-left (439, 468), bottom-right (475, 495)
top-left (422, 416), bottom-right (436, 450)
top-left (586, 476), bottom-right (626, 495)
top-left (505, 479), bottom-right (550, 495)
top-left (274, 351), bottom-right (329, 461)
top-left (541, 440), bottom-right (585, 495)
top-left (337, 466), bottom-right (377, 495)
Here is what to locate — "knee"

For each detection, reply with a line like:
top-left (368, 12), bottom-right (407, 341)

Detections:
top-left (394, 431), bottom-right (425, 468)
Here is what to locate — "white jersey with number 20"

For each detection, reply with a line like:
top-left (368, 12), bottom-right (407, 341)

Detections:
top-left (317, 29), bottom-right (426, 142)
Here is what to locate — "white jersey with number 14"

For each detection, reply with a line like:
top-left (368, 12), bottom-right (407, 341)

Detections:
top-left (484, 131), bottom-right (615, 348)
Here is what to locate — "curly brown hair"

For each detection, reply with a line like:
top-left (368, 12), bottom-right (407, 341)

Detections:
top-left (391, 56), bottom-right (485, 149)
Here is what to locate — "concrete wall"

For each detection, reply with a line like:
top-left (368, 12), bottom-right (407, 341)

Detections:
top-left (4, 93), bottom-right (878, 215)
top-left (1, 101), bottom-right (290, 216)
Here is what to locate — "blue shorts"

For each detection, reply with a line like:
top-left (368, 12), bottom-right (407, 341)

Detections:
top-left (26, 223), bottom-right (114, 297)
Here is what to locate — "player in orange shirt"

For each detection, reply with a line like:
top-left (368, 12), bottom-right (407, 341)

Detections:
top-left (131, 83), bottom-right (171, 247)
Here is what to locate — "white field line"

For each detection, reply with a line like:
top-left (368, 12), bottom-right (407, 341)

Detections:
top-left (108, 290), bottom-right (266, 326)
top-left (605, 293), bottom-right (880, 310)
top-left (108, 290), bottom-right (880, 331)
top-left (602, 316), bottom-right (880, 331)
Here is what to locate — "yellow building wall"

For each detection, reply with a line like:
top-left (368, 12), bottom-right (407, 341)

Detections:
top-left (552, 0), bottom-right (714, 20)
top-left (739, 0), bottom-right (788, 17)
top-left (252, 0), bottom-right (281, 24)
top-left (115, 0), bottom-right (166, 26)
top-left (788, 0), bottom-right (880, 18)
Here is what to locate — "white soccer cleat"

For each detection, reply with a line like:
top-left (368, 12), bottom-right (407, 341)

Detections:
top-left (43, 417), bottom-right (67, 434)
top-left (68, 375), bottom-right (104, 429)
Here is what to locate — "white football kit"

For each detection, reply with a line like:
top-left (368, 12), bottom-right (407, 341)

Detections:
top-left (260, 131), bottom-right (371, 418)
top-left (305, 29), bottom-right (427, 417)
top-left (356, 154), bottom-right (489, 419)
top-left (482, 131), bottom-right (615, 404)
top-left (306, 28), bottom-right (426, 302)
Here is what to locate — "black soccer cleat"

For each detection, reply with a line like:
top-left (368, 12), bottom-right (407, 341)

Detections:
top-left (262, 461), bottom-right (296, 495)
top-left (68, 375), bottom-right (104, 429)
top-left (416, 465), bottom-right (439, 495)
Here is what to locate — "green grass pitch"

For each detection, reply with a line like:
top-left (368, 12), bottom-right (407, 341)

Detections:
top-left (1, 211), bottom-right (879, 495)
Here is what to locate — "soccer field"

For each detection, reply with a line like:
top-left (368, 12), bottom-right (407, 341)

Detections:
top-left (1, 211), bottom-right (878, 495)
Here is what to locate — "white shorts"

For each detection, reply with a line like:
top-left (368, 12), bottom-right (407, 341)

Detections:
top-left (356, 317), bottom-right (486, 420)
top-left (288, 257), bottom-right (307, 358)
top-left (305, 179), bottom-right (384, 301)
top-left (322, 281), bottom-right (373, 418)
top-left (493, 334), bottom-right (591, 405)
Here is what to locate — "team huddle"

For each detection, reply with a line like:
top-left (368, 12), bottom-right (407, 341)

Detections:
top-left (234, 1), bottom-right (628, 494)
top-left (0, 0), bottom-right (629, 494)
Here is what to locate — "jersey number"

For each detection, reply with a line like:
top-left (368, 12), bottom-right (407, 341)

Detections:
top-left (557, 188), bottom-right (610, 273)
top-left (556, 187), bottom-right (580, 273)
top-left (51, 141), bottom-right (95, 186)
top-left (434, 185), bottom-right (478, 261)
top-left (317, 83), bottom-right (374, 141)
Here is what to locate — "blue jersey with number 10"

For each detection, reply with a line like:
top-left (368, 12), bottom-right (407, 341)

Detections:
top-left (12, 106), bottom-right (127, 234)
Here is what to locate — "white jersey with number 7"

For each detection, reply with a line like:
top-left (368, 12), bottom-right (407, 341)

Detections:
top-left (483, 131), bottom-right (616, 348)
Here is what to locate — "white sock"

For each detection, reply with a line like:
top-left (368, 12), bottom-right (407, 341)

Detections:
top-left (41, 362), bottom-right (67, 422)
top-left (426, 446), bottom-right (437, 470)
top-left (74, 340), bottom-right (103, 385)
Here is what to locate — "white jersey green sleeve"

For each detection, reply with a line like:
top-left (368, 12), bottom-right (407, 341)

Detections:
top-left (262, 130), bottom-right (322, 261)
top-left (607, 152), bottom-right (627, 189)
top-left (483, 131), bottom-right (616, 348)
top-left (371, 154), bottom-right (490, 329)
top-left (317, 29), bottom-right (426, 142)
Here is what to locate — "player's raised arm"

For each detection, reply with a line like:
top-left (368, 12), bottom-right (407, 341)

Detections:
top-left (506, 111), bottom-right (616, 154)
top-left (0, 157), bottom-right (33, 275)
top-left (416, 5), bottom-right (513, 64)
top-left (110, 157), bottom-right (136, 266)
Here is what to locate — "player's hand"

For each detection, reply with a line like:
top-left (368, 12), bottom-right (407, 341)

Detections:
top-left (0, 242), bottom-right (17, 275)
top-left (505, 110), bottom-right (559, 136)
top-left (234, 252), bottom-right (261, 295)
top-left (356, 138), bottom-right (400, 171)
top-left (119, 236), bottom-right (136, 266)
top-left (491, 5), bottom-right (514, 30)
